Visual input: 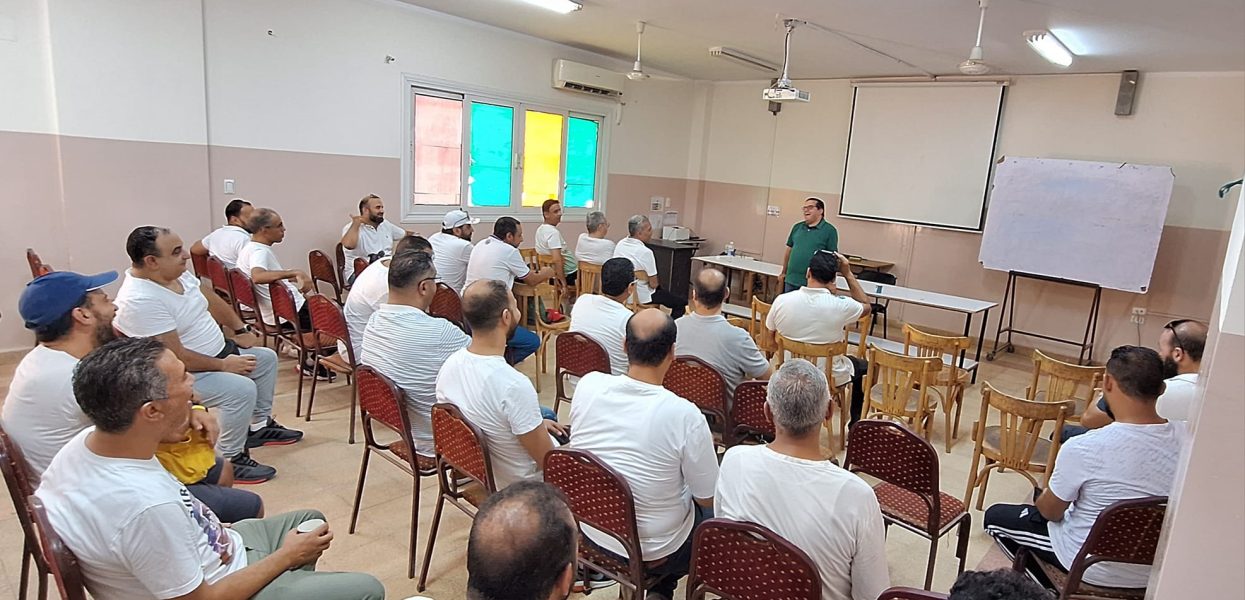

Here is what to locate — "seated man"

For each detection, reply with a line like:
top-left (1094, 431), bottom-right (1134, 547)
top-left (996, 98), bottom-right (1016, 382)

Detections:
top-left (190, 198), bottom-right (253, 268)
top-left (362, 250), bottom-right (470, 460)
top-left (984, 345), bottom-right (1185, 590)
top-left (613, 215), bottom-right (685, 318)
top-left (341, 235), bottom-right (431, 357)
top-left (116, 226), bottom-right (299, 484)
top-left (3, 271), bottom-right (262, 522)
top-left (36, 337), bottom-right (384, 600)
top-left (570, 309), bottom-right (718, 600)
top-left (464, 216), bottom-right (555, 365)
top-left (428, 209), bottom-right (479, 294)
top-left (466, 481), bottom-right (577, 600)
top-left (437, 280), bottom-right (564, 489)
top-left (568, 257), bottom-right (635, 375)
top-left (948, 569), bottom-right (1051, 600)
top-left (716, 359), bottom-right (888, 600)
top-left (765, 251), bottom-right (872, 424)
top-left (675, 268), bottom-right (771, 397)
top-left (535, 199), bottom-right (577, 287)
top-left (340, 193), bottom-right (409, 284)
top-left (575, 211), bottom-right (615, 267)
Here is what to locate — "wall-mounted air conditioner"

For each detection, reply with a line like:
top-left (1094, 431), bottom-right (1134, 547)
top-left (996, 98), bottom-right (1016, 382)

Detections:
top-left (553, 59), bottom-right (625, 98)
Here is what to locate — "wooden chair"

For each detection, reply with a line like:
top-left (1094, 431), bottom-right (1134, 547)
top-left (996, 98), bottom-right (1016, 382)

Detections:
top-left (306, 294), bottom-right (358, 442)
top-left (748, 296), bottom-right (777, 358)
top-left (577, 261), bottom-right (603, 295)
top-left (686, 518), bottom-right (822, 600)
top-left (849, 312), bottom-right (875, 360)
top-left (1, 424), bottom-right (50, 600)
top-left (227, 268), bottom-right (273, 348)
top-left (348, 366), bottom-right (437, 579)
top-left (519, 247), bottom-right (539, 271)
top-left (862, 346), bottom-right (942, 440)
top-left (532, 280), bottom-right (570, 393)
top-left (844, 420), bottom-right (971, 590)
top-left (625, 269), bottom-right (650, 312)
top-left (206, 255), bottom-right (233, 304)
top-left (876, 588), bottom-right (949, 600)
top-left (428, 282), bottom-right (467, 332)
top-left (776, 336), bottom-right (851, 453)
top-left (903, 325), bottom-right (973, 453)
top-left (1028, 349), bottom-right (1105, 421)
top-left (26, 248), bottom-right (52, 279)
top-left (543, 448), bottom-right (663, 598)
top-left (553, 332), bottom-right (611, 415)
top-left (27, 497), bottom-right (88, 600)
top-left (663, 356), bottom-right (730, 449)
top-left (335, 242), bottom-right (350, 291)
top-left (964, 383), bottom-right (1075, 510)
top-left (1011, 496), bottom-right (1167, 600)
top-left (308, 249), bottom-right (344, 305)
top-left (729, 380), bottom-right (775, 446)
top-left (417, 403), bottom-right (498, 591)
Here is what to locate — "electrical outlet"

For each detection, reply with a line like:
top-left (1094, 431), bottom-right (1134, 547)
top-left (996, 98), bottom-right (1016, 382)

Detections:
top-left (1130, 307), bottom-right (1147, 324)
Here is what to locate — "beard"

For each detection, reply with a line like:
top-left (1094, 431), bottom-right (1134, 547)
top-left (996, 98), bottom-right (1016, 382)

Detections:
top-left (369, 212), bottom-right (384, 225)
top-left (93, 320), bottom-right (118, 347)
top-left (506, 319), bottom-right (519, 343)
top-left (1161, 355), bottom-right (1179, 379)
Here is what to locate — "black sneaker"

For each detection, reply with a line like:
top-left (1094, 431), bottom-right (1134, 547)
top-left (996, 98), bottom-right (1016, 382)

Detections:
top-left (572, 567), bottom-right (617, 592)
top-left (230, 452), bottom-right (276, 484)
top-left (246, 418), bottom-right (304, 448)
top-left (296, 362), bottom-right (336, 382)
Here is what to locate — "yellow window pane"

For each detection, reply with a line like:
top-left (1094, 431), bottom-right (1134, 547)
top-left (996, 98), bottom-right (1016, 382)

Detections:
top-left (522, 111), bottom-right (564, 208)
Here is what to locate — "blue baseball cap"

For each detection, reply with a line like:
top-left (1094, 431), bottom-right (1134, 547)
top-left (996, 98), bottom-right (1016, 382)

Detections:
top-left (19, 271), bottom-right (119, 330)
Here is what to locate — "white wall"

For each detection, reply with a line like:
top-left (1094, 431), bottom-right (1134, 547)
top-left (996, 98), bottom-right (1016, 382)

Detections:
top-left (0, 0), bottom-right (57, 134)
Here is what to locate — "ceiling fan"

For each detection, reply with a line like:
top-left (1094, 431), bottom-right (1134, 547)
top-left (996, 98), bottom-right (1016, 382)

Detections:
top-left (627, 20), bottom-right (651, 80)
top-left (958, 0), bottom-right (993, 75)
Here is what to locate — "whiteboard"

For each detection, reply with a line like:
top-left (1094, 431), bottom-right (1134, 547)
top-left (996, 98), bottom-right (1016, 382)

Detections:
top-left (979, 157), bottom-right (1175, 293)
top-left (840, 82), bottom-right (1005, 230)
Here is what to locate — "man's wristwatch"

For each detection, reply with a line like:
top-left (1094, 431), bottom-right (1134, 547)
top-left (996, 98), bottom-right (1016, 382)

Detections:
top-left (233, 325), bottom-right (253, 335)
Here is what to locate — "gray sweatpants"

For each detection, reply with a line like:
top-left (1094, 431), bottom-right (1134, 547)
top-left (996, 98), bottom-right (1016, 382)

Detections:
top-left (192, 346), bottom-right (278, 458)
top-left (231, 510), bottom-right (386, 600)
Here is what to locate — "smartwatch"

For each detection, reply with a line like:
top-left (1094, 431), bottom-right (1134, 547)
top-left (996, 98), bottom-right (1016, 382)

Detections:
top-left (233, 325), bottom-right (253, 335)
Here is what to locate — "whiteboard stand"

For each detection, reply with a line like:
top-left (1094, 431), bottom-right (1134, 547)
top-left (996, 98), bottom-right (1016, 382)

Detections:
top-left (987, 271), bottom-right (1102, 365)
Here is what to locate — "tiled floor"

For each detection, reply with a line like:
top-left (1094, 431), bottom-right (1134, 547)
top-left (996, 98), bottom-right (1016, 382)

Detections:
top-left (0, 338), bottom-right (1044, 599)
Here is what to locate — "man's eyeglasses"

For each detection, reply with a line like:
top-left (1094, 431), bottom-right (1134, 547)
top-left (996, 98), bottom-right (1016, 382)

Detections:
top-left (1164, 319), bottom-right (1192, 351)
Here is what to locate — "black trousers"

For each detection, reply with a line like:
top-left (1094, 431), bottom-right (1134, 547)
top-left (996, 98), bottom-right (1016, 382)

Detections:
top-left (848, 356), bottom-right (868, 423)
top-left (650, 287), bottom-right (687, 318)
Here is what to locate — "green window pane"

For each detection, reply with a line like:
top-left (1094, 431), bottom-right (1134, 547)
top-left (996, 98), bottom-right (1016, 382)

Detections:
top-left (565, 117), bottom-right (599, 209)
top-left (522, 111), bottom-right (564, 207)
top-left (468, 103), bottom-right (514, 208)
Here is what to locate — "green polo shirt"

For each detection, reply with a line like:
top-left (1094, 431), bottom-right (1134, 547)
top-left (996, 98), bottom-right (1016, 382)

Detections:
top-left (784, 219), bottom-right (839, 287)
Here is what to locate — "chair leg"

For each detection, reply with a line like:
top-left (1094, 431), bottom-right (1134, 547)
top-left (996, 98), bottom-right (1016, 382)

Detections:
top-left (20, 543), bottom-right (30, 598)
top-left (294, 346), bottom-right (307, 417)
top-left (976, 466), bottom-right (994, 511)
top-left (924, 534), bottom-right (938, 590)
top-left (963, 450), bottom-right (984, 509)
top-left (417, 492), bottom-right (448, 591)
top-left (956, 515), bottom-right (972, 575)
top-left (408, 473), bottom-right (421, 579)
top-left (348, 447), bottom-right (371, 534)
top-left (306, 347), bottom-right (320, 422)
top-left (348, 377), bottom-right (358, 444)
top-left (882, 311), bottom-right (888, 339)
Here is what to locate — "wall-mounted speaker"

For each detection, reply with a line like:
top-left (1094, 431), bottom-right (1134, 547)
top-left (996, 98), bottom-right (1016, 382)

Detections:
top-left (1115, 70), bottom-right (1140, 116)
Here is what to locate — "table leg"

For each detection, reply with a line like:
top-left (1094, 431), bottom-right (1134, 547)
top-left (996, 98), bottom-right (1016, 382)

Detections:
top-left (971, 309), bottom-right (990, 383)
top-left (743, 271), bottom-right (755, 306)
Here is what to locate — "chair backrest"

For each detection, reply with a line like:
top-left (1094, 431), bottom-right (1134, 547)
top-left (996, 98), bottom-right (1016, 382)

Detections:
top-left (227, 267), bottom-right (259, 315)
top-left (687, 518), bottom-right (822, 600)
top-left (1071, 496), bottom-right (1168, 579)
top-left (428, 282), bottom-right (467, 331)
top-left (626, 269), bottom-right (649, 311)
top-left (856, 270), bottom-right (897, 285)
top-left (876, 587), bottom-right (949, 600)
top-left (269, 281), bottom-right (303, 335)
top-left (776, 336), bottom-right (850, 395)
top-left (543, 448), bottom-right (644, 580)
top-left (844, 420), bottom-right (943, 531)
top-left (577, 261), bottom-right (603, 295)
top-left (431, 403), bottom-right (497, 493)
top-left (749, 296), bottom-right (776, 355)
top-left (536, 252), bottom-right (559, 273)
top-left (556, 331), bottom-right (611, 379)
top-left (976, 382), bottom-right (1074, 471)
top-left (532, 280), bottom-right (566, 326)
top-left (26, 248), bottom-right (53, 278)
top-left (730, 381), bottom-right (774, 442)
top-left (190, 252), bottom-right (208, 279)
top-left (849, 312), bottom-right (875, 359)
top-left (352, 257), bottom-right (370, 280)
top-left (519, 247), bottom-right (538, 270)
top-left (308, 249), bottom-right (343, 302)
top-left (864, 346), bottom-right (941, 419)
top-left (28, 496), bottom-right (89, 600)
top-left (663, 356), bottom-right (729, 425)
top-left (307, 294), bottom-right (354, 365)
top-left (1028, 349), bottom-right (1104, 412)
top-left (335, 242), bottom-right (349, 289)
top-left (206, 255), bottom-right (232, 300)
top-left (903, 324), bottom-right (971, 367)
top-left (355, 366), bottom-right (420, 468)
top-left (0, 424), bottom-right (46, 573)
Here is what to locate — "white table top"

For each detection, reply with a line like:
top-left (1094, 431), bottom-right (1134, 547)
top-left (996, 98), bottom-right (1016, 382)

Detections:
top-left (693, 254), bottom-right (996, 315)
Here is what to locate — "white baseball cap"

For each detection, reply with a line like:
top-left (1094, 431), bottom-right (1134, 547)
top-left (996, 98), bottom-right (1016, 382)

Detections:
top-left (442, 209), bottom-right (480, 229)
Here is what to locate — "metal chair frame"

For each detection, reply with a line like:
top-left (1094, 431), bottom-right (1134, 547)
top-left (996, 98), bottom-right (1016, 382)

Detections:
top-left (28, 497), bottom-right (88, 600)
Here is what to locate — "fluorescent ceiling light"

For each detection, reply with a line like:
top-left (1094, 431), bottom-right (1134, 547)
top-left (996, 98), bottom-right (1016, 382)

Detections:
top-left (709, 46), bottom-right (779, 73)
top-left (518, 0), bottom-right (582, 14)
top-left (1024, 30), bottom-right (1073, 67)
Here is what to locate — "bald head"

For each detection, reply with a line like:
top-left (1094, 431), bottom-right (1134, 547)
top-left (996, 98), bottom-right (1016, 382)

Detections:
top-left (462, 279), bottom-right (512, 334)
top-left (467, 481), bottom-right (576, 600)
top-left (625, 308), bottom-right (677, 368)
top-left (692, 268), bottom-right (728, 310)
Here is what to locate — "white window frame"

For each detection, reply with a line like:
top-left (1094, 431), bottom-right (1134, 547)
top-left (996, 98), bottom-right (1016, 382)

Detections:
top-left (399, 73), bottom-right (612, 225)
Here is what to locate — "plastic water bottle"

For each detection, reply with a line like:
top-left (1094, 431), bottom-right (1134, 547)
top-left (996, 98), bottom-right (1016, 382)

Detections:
top-left (725, 241), bottom-right (736, 256)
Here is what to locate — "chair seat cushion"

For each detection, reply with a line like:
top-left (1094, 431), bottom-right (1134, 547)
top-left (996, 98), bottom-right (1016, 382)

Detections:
top-left (318, 353), bottom-right (354, 374)
top-left (869, 384), bottom-right (924, 413)
top-left (873, 482), bottom-right (968, 531)
top-left (388, 440), bottom-right (437, 473)
top-left (983, 426), bottom-right (1053, 468)
top-left (1033, 555), bottom-right (1146, 599)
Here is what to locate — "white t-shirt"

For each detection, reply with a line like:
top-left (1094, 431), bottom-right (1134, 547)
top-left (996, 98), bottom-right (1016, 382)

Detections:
top-left (1155, 373), bottom-right (1198, 422)
top-left (535, 223), bottom-right (577, 275)
top-left (36, 430), bottom-right (247, 600)
top-left (675, 313), bottom-right (771, 396)
top-left (1047, 421), bottom-right (1186, 588)
top-left (236, 241), bottom-right (304, 326)
top-left (428, 232), bottom-right (474, 294)
top-left (361, 304), bottom-right (470, 455)
top-left (766, 286), bottom-right (864, 387)
top-left (199, 225), bottom-right (250, 268)
top-left (114, 269), bottom-right (227, 357)
top-left (717, 446), bottom-right (890, 600)
top-left (569, 372), bottom-right (719, 560)
top-left (341, 219), bottom-right (406, 280)
top-left (436, 348), bottom-right (547, 489)
top-left (341, 259), bottom-right (390, 356)
top-left (464, 236), bottom-right (531, 291)
top-left (569, 294), bottom-right (632, 375)
top-left (0, 345), bottom-right (91, 476)
top-left (612, 238), bottom-right (658, 304)
top-left (575, 233), bottom-right (616, 267)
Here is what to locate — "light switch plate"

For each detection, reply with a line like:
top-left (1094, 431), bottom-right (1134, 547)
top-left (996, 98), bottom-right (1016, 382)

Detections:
top-left (650, 196), bottom-right (664, 211)
top-left (223, 179), bottom-right (235, 194)
top-left (767, 205), bottom-right (781, 217)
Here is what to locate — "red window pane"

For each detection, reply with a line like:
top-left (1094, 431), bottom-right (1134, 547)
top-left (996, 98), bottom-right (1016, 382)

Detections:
top-left (413, 94), bottom-right (463, 206)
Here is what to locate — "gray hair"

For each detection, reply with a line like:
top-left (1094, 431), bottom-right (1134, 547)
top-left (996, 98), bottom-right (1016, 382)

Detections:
top-left (250, 207), bottom-right (280, 230)
top-left (767, 359), bottom-right (830, 437)
top-left (586, 211), bottom-right (608, 233)
top-left (74, 337), bottom-right (170, 433)
top-left (627, 214), bottom-right (649, 237)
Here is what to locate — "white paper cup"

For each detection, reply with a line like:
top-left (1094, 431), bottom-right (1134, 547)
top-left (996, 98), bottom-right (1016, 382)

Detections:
top-left (296, 518), bottom-right (327, 534)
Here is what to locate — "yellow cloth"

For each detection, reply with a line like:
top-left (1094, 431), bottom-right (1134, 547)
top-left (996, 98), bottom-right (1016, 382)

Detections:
top-left (155, 428), bottom-right (216, 485)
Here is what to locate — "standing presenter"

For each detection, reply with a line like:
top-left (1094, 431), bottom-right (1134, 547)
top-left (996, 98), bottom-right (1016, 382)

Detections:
top-left (779, 197), bottom-right (839, 293)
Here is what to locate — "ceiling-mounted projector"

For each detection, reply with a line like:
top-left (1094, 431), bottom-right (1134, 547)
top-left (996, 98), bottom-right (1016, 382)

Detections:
top-left (763, 19), bottom-right (811, 103)
top-left (762, 85), bottom-right (810, 102)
